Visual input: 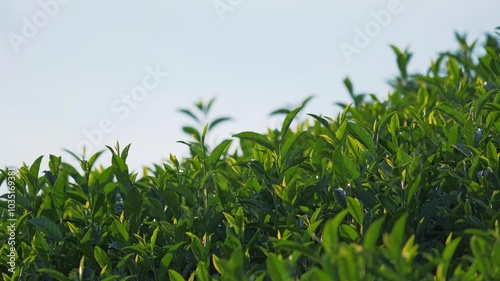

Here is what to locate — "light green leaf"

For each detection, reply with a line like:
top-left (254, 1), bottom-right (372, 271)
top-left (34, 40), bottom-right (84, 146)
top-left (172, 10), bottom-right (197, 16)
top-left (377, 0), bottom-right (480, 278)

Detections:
top-left (436, 235), bottom-right (462, 281)
top-left (266, 253), bottom-right (290, 281)
top-left (94, 246), bottom-right (111, 270)
top-left (322, 209), bottom-right (349, 254)
top-left (196, 262), bottom-right (210, 281)
top-left (363, 218), bottom-right (385, 252)
top-left (168, 270), bottom-right (186, 281)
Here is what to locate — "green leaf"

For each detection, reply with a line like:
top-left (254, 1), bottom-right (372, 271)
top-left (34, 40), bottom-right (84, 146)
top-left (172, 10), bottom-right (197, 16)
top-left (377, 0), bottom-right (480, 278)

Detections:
top-left (309, 268), bottom-right (334, 281)
top-left (447, 123), bottom-right (460, 151)
top-left (337, 245), bottom-right (360, 281)
top-left (446, 57), bottom-right (460, 80)
top-left (389, 113), bottom-right (400, 138)
top-left (63, 149), bottom-right (82, 162)
top-left (51, 171), bottom-right (67, 219)
top-left (377, 194), bottom-right (397, 215)
top-left (301, 95), bottom-right (315, 107)
top-left (401, 235), bottom-right (419, 263)
top-left (29, 155), bottom-right (44, 181)
top-left (94, 246), bottom-right (111, 270)
top-left (463, 118), bottom-right (475, 146)
top-left (376, 112), bottom-right (397, 142)
top-left (487, 141), bottom-right (499, 171)
top-left (333, 187), bottom-right (347, 209)
top-left (322, 209), bottom-right (349, 254)
top-left (48, 154), bottom-right (62, 174)
top-left (344, 77), bottom-right (354, 97)
top-left (87, 150), bottom-right (105, 171)
top-left (107, 149), bottom-right (130, 187)
top-left (436, 104), bottom-right (465, 125)
top-left (396, 145), bottom-right (413, 167)
top-left (281, 131), bottom-right (306, 163)
top-left (266, 254), bottom-right (291, 281)
top-left (196, 262), bottom-right (210, 281)
top-left (307, 114), bottom-right (333, 135)
top-left (335, 121), bottom-right (348, 141)
top-left (348, 122), bottom-right (375, 153)
top-left (168, 270), bottom-right (186, 281)
top-left (33, 231), bottom-right (49, 253)
top-left (274, 240), bottom-right (321, 264)
top-left (471, 235), bottom-right (490, 275)
top-left (166, 183), bottom-right (196, 207)
top-left (201, 123), bottom-right (208, 143)
top-left (436, 235), bottom-right (462, 281)
top-left (227, 247), bottom-right (247, 280)
top-left (26, 155), bottom-right (44, 197)
top-left (340, 224), bottom-right (361, 242)
top-left (182, 126), bottom-right (200, 139)
top-left (333, 148), bottom-right (347, 182)
top-left (281, 106), bottom-right (303, 138)
top-left (212, 255), bottom-right (225, 276)
top-left (233, 131), bottom-right (276, 151)
top-left (29, 217), bottom-right (62, 241)
top-left (178, 108), bottom-right (200, 123)
top-left (270, 108), bottom-right (291, 116)
top-left (406, 174), bottom-right (421, 207)
top-left (38, 269), bottom-right (70, 281)
top-left (384, 213), bottom-right (407, 258)
top-left (159, 253), bottom-right (174, 279)
top-left (120, 143), bottom-right (131, 162)
top-left (102, 275), bottom-right (128, 281)
top-left (473, 89), bottom-right (497, 119)
top-left (150, 226), bottom-right (160, 254)
top-left (390, 45), bottom-right (412, 79)
top-left (210, 139), bottom-right (232, 165)
top-left (205, 98), bottom-right (216, 114)
top-left (124, 187), bottom-right (143, 219)
top-left (363, 217), bottom-right (385, 252)
top-left (223, 208), bottom-right (245, 236)
top-left (110, 220), bottom-right (130, 246)
top-left (346, 197), bottom-right (363, 225)
top-left (239, 198), bottom-right (274, 218)
top-left (209, 117), bottom-right (232, 130)
top-left (186, 232), bottom-right (206, 262)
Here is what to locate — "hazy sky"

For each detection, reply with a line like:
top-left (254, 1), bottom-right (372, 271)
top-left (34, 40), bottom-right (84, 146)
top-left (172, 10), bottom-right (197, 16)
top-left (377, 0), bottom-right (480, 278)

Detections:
top-left (0, 0), bottom-right (498, 193)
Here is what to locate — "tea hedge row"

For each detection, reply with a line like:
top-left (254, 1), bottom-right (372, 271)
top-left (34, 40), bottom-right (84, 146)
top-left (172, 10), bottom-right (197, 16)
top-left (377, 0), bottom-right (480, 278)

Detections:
top-left (1, 31), bottom-right (499, 280)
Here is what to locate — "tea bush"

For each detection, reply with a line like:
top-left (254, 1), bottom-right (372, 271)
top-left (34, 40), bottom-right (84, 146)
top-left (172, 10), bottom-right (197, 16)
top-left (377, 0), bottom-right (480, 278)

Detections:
top-left (1, 30), bottom-right (500, 280)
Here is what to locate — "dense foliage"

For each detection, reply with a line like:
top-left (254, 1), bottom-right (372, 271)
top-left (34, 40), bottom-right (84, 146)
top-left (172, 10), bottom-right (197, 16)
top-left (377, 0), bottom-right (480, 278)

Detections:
top-left (1, 31), bottom-right (500, 280)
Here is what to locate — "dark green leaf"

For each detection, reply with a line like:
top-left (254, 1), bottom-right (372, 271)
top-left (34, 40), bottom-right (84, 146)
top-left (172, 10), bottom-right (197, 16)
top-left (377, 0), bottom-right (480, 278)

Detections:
top-left (233, 131), bottom-right (276, 151)
top-left (38, 269), bottom-right (70, 281)
top-left (209, 117), bottom-right (232, 130)
top-left (29, 217), bottom-right (62, 241)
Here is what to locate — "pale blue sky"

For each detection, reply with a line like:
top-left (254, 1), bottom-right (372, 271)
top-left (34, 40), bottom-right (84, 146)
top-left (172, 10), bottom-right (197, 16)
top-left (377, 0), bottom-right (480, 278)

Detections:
top-left (1, 0), bottom-right (498, 193)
